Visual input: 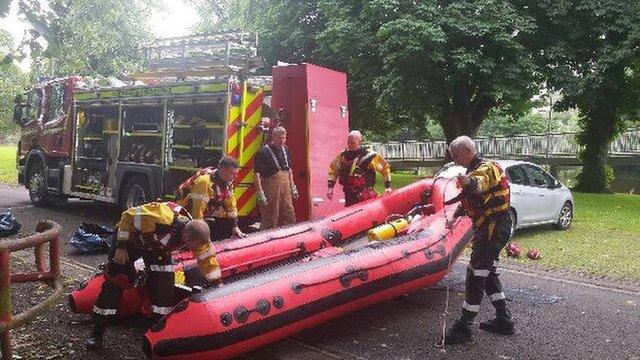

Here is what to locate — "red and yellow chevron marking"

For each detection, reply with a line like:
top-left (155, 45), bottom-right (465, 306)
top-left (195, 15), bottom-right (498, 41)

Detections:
top-left (226, 80), bottom-right (264, 216)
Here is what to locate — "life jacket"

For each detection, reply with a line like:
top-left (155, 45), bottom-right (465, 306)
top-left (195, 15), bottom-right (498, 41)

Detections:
top-left (177, 167), bottom-right (217, 198)
top-left (338, 148), bottom-right (377, 190)
top-left (460, 159), bottom-right (510, 230)
top-left (119, 202), bottom-right (191, 254)
top-left (205, 178), bottom-right (235, 219)
top-left (177, 168), bottom-right (236, 219)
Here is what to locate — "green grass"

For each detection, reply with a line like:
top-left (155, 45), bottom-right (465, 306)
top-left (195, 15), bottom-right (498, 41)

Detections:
top-left (508, 192), bottom-right (640, 281)
top-left (0, 146), bottom-right (17, 184)
top-left (374, 171), bottom-right (422, 192)
top-left (376, 173), bottom-right (640, 281)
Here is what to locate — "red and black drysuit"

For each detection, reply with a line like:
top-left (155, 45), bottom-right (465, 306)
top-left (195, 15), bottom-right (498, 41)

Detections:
top-left (447, 155), bottom-right (512, 324)
top-left (328, 147), bottom-right (391, 207)
top-left (92, 202), bottom-right (221, 322)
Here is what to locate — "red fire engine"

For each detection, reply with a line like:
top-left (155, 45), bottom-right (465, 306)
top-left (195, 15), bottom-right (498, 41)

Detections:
top-left (13, 32), bottom-right (349, 223)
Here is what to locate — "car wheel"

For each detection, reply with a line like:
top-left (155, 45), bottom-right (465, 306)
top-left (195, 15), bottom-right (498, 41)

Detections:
top-left (507, 208), bottom-right (517, 239)
top-left (119, 175), bottom-right (151, 210)
top-left (27, 161), bottom-right (52, 206)
top-left (554, 201), bottom-right (573, 230)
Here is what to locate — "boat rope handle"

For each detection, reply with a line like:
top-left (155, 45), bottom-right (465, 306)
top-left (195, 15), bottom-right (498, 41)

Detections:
top-left (292, 228), bottom-right (452, 292)
top-left (218, 227), bottom-right (313, 253)
top-left (330, 208), bottom-right (364, 222)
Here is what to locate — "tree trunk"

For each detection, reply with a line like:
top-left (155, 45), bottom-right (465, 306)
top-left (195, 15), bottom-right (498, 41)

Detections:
top-left (439, 84), bottom-right (496, 160)
top-left (574, 103), bottom-right (619, 193)
top-left (440, 111), bottom-right (482, 143)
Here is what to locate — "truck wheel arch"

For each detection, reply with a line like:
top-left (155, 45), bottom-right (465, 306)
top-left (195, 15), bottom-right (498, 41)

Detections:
top-left (25, 149), bottom-right (47, 174)
top-left (24, 149), bottom-right (48, 187)
top-left (116, 166), bottom-right (164, 210)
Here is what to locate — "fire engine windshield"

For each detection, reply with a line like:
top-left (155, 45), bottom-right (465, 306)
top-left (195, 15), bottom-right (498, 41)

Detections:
top-left (13, 90), bottom-right (39, 126)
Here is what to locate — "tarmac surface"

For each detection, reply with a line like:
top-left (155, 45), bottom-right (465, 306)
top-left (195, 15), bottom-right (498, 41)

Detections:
top-left (1, 183), bottom-right (639, 360)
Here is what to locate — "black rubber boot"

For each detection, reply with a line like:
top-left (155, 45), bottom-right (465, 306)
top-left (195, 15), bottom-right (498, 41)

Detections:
top-left (481, 300), bottom-right (514, 335)
top-left (480, 317), bottom-right (514, 335)
top-left (444, 320), bottom-right (473, 345)
top-left (85, 321), bottom-right (106, 350)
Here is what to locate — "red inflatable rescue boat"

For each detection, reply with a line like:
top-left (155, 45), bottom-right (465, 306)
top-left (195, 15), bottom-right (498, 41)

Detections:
top-left (144, 178), bottom-right (472, 359)
top-left (69, 180), bottom-right (432, 315)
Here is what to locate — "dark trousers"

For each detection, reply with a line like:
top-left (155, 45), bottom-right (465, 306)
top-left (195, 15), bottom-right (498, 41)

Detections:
top-left (344, 189), bottom-right (361, 207)
top-left (93, 247), bottom-right (175, 321)
top-left (461, 215), bottom-right (512, 322)
top-left (207, 217), bottom-right (235, 241)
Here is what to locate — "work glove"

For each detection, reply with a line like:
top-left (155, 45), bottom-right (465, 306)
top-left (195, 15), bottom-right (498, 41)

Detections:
top-left (257, 190), bottom-right (268, 206)
top-left (291, 184), bottom-right (299, 200)
top-left (232, 226), bottom-right (246, 238)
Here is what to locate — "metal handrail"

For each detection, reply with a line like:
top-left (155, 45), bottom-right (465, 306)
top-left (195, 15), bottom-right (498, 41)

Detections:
top-left (0, 221), bottom-right (62, 358)
top-left (370, 129), bottom-right (640, 160)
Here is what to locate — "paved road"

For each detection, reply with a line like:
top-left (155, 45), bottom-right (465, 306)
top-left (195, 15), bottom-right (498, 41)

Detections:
top-left (1, 184), bottom-right (639, 360)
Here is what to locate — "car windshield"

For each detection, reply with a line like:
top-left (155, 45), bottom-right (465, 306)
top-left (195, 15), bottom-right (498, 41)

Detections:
top-left (436, 163), bottom-right (466, 178)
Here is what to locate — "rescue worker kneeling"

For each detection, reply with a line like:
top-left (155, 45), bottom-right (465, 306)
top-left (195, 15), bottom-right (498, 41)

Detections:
top-left (85, 203), bottom-right (221, 350)
top-left (176, 156), bottom-right (245, 240)
top-left (445, 135), bottom-right (514, 344)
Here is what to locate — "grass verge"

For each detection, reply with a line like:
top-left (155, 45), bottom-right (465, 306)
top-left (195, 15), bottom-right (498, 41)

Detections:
top-left (380, 173), bottom-right (640, 281)
top-left (374, 171), bottom-right (423, 192)
top-left (507, 192), bottom-right (640, 281)
top-left (0, 146), bottom-right (17, 184)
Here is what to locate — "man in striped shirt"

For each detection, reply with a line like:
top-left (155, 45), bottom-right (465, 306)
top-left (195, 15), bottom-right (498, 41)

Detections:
top-left (86, 203), bottom-right (221, 350)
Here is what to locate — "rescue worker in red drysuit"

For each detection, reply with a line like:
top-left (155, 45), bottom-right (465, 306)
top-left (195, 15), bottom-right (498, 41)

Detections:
top-left (85, 205), bottom-right (221, 350)
top-left (327, 130), bottom-right (392, 206)
top-left (176, 156), bottom-right (245, 241)
top-left (444, 135), bottom-right (514, 344)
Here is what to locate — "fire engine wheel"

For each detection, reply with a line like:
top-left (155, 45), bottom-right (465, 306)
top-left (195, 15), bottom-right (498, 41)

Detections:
top-left (27, 161), bottom-right (52, 206)
top-left (120, 175), bottom-right (151, 210)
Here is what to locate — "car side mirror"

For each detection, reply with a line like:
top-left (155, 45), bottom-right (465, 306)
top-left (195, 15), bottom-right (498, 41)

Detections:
top-left (549, 180), bottom-right (561, 189)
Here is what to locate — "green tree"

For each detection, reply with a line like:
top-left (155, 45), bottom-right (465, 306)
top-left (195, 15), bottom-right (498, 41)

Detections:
top-left (195, 1), bottom-right (541, 142)
top-left (0, 29), bottom-right (27, 139)
top-left (317, 0), bottom-right (542, 142)
top-left (192, 0), bottom-right (329, 68)
top-left (523, 0), bottom-right (640, 192)
top-left (477, 110), bottom-right (579, 137)
top-left (16, 0), bottom-right (156, 77)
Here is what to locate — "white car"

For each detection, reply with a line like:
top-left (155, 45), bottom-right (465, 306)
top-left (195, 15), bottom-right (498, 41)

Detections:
top-left (437, 160), bottom-right (574, 236)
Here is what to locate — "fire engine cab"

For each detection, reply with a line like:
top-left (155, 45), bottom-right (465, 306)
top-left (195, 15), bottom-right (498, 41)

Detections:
top-left (13, 32), bottom-right (349, 223)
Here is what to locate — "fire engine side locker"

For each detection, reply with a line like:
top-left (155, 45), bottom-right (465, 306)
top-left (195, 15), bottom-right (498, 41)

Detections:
top-left (271, 64), bottom-right (349, 220)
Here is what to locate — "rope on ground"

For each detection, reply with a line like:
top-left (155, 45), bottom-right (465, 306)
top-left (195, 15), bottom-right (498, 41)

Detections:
top-left (433, 176), bottom-right (458, 352)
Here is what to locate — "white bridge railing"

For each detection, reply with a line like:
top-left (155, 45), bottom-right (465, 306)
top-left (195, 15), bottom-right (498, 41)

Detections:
top-left (370, 129), bottom-right (640, 160)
